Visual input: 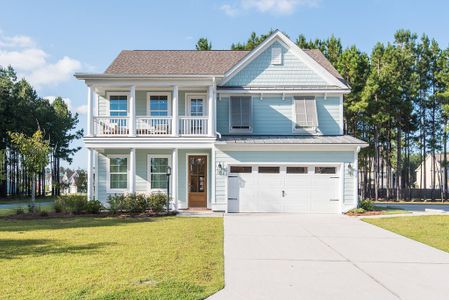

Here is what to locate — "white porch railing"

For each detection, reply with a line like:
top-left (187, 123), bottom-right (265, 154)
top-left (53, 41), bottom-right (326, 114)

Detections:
top-left (136, 116), bottom-right (172, 135)
top-left (179, 116), bottom-right (209, 136)
top-left (93, 117), bottom-right (129, 136)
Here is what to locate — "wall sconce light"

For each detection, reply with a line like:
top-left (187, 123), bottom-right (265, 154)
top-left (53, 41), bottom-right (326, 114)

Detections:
top-left (217, 163), bottom-right (227, 176)
top-left (348, 163), bottom-right (355, 176)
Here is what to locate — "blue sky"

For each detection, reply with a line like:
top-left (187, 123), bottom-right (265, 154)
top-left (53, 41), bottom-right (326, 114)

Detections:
top-left (1, 0), bottom-right (449, 169)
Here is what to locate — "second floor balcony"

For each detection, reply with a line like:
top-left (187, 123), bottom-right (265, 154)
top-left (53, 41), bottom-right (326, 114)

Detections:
top-left (93, 116), bottom-right (209, 136)
top-left (86, 83), bottom-right (216, 138)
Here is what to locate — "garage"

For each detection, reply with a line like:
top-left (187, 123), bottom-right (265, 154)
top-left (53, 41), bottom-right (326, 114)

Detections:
top-left (227, 165), bottom-right (341, 213)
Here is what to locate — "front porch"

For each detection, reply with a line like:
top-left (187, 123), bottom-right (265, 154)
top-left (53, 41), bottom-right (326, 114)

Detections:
top-left (87, 147), bottom-right (216, 210)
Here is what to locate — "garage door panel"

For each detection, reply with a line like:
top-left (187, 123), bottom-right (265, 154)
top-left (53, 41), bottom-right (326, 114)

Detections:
top-left (308, 176), bottom-right (340, 213)
top-left (283, 175), bottom-right (309, 212)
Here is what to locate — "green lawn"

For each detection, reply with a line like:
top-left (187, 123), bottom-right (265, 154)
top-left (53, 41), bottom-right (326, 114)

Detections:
top-left (364, 215), bottom-right (449, 253)
top-left (0, 216), bottom-right (224, 299)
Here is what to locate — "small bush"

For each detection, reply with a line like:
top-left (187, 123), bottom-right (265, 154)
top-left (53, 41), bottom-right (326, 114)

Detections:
top-left (86, 200), bottom-right (103, 214)
top-left (54, 201), bottom-right (63, 213)
top-left (359, 199), bottom-right (374, 211)
top-left (107, 194), bottom-right (126, 214)
top-left (347, 207), bottom-right (366, 214)
top-left (15, 207), bottom-right (25, 215)
top-left (40, 210), bottom-right (49, 217)
top-left (124, 193), bottom-right (149, 213)
top-left (149, 192), bottom-right (167, 213)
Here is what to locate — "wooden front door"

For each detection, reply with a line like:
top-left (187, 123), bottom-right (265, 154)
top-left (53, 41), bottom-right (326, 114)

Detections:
top-left (188, 155), bottom-right (207, 208)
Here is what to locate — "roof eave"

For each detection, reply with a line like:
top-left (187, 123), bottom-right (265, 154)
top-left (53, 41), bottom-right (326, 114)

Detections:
top-left (74, 73), bottom-right (224, 80)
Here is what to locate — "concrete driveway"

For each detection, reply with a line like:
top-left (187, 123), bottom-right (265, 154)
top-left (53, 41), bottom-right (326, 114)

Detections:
top-left (209, 214), bottom-right (449, 300)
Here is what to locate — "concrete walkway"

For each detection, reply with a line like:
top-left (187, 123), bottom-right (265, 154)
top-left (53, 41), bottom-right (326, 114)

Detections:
top-left (209, 213), bottom-right (449, 300)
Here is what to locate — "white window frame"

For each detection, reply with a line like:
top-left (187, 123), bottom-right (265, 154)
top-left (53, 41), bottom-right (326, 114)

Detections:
top-left (292, 96), bottom-right (319, 134)
top-left (185, 93), bottom-right (208, 116)
top-left (107, 91), bottom-right (130, 116)
top-left (146, 92), bottom-right (172, 116)
top-left (229, 95), bottom-right (253, 133)
top-left (147, 154), bottom-right (172, 192)
top-left (106, 154), bottom-right (129, 193)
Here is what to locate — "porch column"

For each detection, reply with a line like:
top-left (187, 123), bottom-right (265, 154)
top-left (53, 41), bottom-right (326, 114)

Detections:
top-left (87, 86), bottom-right (95, 136)
top-left (172, 148), bottom-right (178, 209)
top-left (129, 148), bottom-right (136, 194)
top-left (172, 86), bottom-right (178, 136)
top-left (208, 84), bottom-right (214, 137)
top-left (129, 85), bottom-right (136, 137)
top-left (87, 148), bottom-right (94, 200)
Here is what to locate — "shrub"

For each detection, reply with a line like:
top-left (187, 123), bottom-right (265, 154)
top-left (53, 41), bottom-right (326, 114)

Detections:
top-left (124, 193), bottom-right (149, 213)
top-left (55, 195), bottom-right (88, 214)
top-left (15, 207), bottom-right (25, 215)
top-left (40, 210), bottom-right (49, 217)
top-left (149, 192), bottom-right (167, 213)
top-left (54, 201), bottom-right (63, 213)
top-left (107, 194), bottom-right (126, 214)
top-left (86, 200), bottom-right (103, 214)
top-left (359, 199), bottom-right (374, 211)
top-left (347, 207), bottom-right (366, 214)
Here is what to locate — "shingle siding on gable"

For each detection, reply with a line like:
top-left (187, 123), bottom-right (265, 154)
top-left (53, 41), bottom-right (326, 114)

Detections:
top-left (224, 41), bottom-right (328, 87)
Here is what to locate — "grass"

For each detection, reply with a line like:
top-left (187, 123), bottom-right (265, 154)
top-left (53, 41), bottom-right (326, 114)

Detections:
top-left (373, 206), bottom-right (411, 215)
top-left (0, 216), bottom-right (224, 299)
top-left (364, 215), bottom-right (449, 253)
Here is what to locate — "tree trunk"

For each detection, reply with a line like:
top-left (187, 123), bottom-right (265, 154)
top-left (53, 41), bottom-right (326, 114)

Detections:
top-left (396, 126), bottom-right (401, 201)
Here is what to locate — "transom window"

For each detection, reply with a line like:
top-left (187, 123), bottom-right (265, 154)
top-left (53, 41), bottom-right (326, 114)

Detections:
top-left (230, 96), bottom-right (252, 131)
top-left (109, 156), bottom-right (128, 190)
top-left (258, 166), bottom-right (280, 174)
top-left (294, 96), bottom-right (318, 128)
top-left (315, 167), bottom-right (337, 174)
top-left (287, 167), bottom-right (308, 174)
top-left (150, 156), bottom-right (169, 190)
top-left (230, 166), bottom-right (252, 173)
top-left (149, 95), bottom-right (169, 116)
top-left (109, 95), bottom-right (128, 116)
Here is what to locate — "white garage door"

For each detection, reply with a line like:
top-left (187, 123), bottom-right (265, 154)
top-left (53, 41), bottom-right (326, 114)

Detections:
top-left (227, 165), bottom-right (340, 213)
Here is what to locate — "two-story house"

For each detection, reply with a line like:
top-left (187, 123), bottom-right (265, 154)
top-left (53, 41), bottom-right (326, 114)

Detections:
top-left (75, 31), bottom-right (367, 213)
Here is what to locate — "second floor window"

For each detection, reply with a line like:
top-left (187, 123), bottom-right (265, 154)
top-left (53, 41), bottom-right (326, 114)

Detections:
top-left (230, 96), bottom-right (252, 132)
top-left (294, 96), bottom-right (318, 128)
top-left (109, 95), bottom-right (128, 116)
top-left (149, 95), bottom-right (169, 116)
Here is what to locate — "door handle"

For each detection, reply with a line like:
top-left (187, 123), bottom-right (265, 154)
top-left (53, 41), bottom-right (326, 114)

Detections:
top-left (282, 190), bottom-right (285, 197)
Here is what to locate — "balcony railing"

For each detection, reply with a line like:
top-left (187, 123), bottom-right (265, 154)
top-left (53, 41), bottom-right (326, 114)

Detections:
top-left (92, 116), bottom-right (210, 137)
top-left (93, 117), bottom-right (129, 136)
top-left (179, 116), bottom-right (209, 136)
top-left (136, 116), bottom-right (172, 135)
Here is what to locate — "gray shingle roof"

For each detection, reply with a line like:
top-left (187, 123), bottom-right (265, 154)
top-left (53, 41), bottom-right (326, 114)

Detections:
top-left (104, 49), bottom-right (346, 84)
top-left (218, 135), bottom-right (367, 145)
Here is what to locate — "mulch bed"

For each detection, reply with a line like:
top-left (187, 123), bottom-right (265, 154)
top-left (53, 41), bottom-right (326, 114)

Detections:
top-left (2, 211), bottom-right (177, 220)
top-left (345, 211), bottom-right (384, 216)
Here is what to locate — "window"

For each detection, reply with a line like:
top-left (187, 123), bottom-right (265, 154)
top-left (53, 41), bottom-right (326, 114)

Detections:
top-left (294, 96), bottom-right (318, 128)
top-left (258, 166), bottom-right (280, 173)
top-left (230, 96), bottom-right (251, 131)
top-left (230, 166), bottom-right (252, 173)
top-left (109, 95), bottom-right (128, 116)
top-left (149, 95), bottom-right (169, 116)
top-left (150, 156), bottom-right (170, 190)
top-left (315, 167), bottom-right (336, 174)
top-left (271, 47), bottom-right (282, 65)
top-left (287, 167), bottom-right (308, 174)
top-left (190, 98), bottom-right (204, 116)
top-left (109, 156), bottom-right (128, 190)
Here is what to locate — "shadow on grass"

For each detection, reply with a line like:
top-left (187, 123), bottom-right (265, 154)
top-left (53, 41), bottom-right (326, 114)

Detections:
top-left (0, 238), bottom-right (115, 259)
top-left (0, 216), bottom-right (168, 232)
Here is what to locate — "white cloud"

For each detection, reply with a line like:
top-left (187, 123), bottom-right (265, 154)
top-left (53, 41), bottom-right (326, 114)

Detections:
top-left (75, 104), bottom-right (88, 115)
top-left (221, 0), bottom-right (319, 16)
top-left (0, 32), bottom-right (82, 89)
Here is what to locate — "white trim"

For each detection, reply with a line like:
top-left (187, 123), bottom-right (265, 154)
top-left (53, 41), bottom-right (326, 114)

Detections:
top-left (147, 154), bottom-right (172, 193)
top-left (94, 150), bottom-right (99, 200)
top-left (185, 152), bottom-right (210, 209)
top-left (185, 93), bottom-right (208, 116)
top-left (222, 31), bottom-right (348, 89)
top-left (339, 94), bottom-right (344, 134)
top-left (172, 148), bottom-right (178, 209)
top-left (106, 91), bottom-right (130, 116)
top-left (146, 92), bottom-right (172, 116)
top-left (228, 95), bottom-right (253, 133)
top-left (106, 154), bottom-right (130, 193)
top-left (339, 162), bottom-right (344, 213)
top-left (217, 89), bottom-right (350, 95)
top-left (129, 148), bottom-right (136, 193)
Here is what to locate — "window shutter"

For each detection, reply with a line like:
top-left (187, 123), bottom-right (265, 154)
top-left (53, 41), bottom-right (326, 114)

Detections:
top-left (271, 47), bottom-right (282, 65)
top-left (294, 96), bottom-right (318, 128)
top-left (230, 96), bottom-right (251, 130)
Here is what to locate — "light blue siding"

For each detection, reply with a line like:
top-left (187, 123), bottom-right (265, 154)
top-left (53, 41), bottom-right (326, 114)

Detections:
top-left (214, 149), bottom-right (356, 208)
top-left (216, 95), bottom-right (341, 135)
top-left (224, 41), bottom-right (328, 87)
